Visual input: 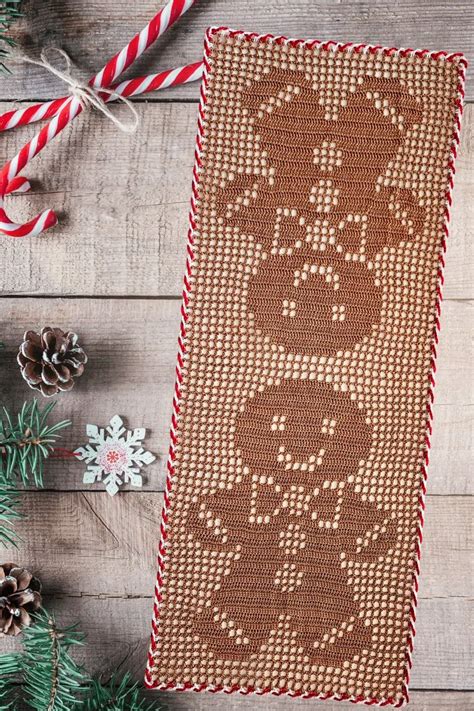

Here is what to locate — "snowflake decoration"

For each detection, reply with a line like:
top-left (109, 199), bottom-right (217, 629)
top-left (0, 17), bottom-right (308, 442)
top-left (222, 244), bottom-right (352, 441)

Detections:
top-left (74, 415), bottom-right (156, 496)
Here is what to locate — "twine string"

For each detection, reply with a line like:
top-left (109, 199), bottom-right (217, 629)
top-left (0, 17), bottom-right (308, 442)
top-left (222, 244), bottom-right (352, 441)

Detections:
top-left (21, 47), bottom-right (139, 134)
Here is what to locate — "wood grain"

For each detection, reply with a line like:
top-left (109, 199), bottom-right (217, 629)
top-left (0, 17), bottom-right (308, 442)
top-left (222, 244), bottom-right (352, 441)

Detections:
top-left (0, 2), bottom-right (472, 700)
top-left (4, 0), bottom-right (474, 100)
top-left (0, 297), bottom-right (471, 494)
top-left (0, 102), bottom-right (471, 298)
top-left (148, 691), bottom-right (474, 711)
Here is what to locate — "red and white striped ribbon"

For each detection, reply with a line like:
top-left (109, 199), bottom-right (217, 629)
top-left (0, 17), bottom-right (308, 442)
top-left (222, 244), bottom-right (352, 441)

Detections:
top-left (0, 0), bottom-right (202, 238)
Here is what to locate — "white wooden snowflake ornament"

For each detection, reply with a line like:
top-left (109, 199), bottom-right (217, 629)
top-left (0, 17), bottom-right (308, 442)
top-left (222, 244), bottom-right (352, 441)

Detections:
top-left (74, 415), bottom-right (156, 496)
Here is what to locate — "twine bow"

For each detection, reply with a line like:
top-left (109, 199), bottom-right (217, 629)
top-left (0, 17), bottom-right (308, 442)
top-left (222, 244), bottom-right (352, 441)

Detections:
top-left (21, 47), bottom-right (139, 134)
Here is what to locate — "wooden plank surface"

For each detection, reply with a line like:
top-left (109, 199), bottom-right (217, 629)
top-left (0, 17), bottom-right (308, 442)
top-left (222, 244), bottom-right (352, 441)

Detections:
top-left (5, 0), bottom-right (474, 100)
top-left (0, 297), bottom-right (471, 494)
top-left (1, 1), bottom-right (472, 705)
top-left (0, 102), bottom-right (472, 299)
top-left (2, 595), bottom-right (472, 690)
top-left (149, 691), bottom-right (474, 711)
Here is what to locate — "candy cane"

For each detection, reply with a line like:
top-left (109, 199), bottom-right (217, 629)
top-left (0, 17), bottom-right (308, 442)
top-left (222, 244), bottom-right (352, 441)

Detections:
top-left (103, 61), bottom-right (204, 98)
top-left (0, 0), bottom-right (197, 131)
top-left (93, 0), bottom-right (197, 88)
top-left (0, 0), bottom-right (200, 237)
top-left (5, 176), bottom-right (31, 194)
top-left (0, 61), bottom-right (203, 133)
top-left (0, 100), bottom-right (65, 132)
top-left (0, 61), bottom-right (203, 235)
top-left (0, 96), bottom-right (82, 236)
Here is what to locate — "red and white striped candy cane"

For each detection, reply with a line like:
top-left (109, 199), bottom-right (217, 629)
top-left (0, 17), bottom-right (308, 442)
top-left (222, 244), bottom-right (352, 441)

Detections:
top-left (0, 99), bottom-right (66, 132)
top-left (92, 0), bottom-right (196, 88)
top-left (111, 61), bottom-right (203, 98)
top-left (0, 61), bottom-right (203, 236)
top-left (0, 0), bottom-right (200, 237)
top-left (0, 96), bottom-right (82, 236)
top-left (0, 0), bottom-right (197, 132)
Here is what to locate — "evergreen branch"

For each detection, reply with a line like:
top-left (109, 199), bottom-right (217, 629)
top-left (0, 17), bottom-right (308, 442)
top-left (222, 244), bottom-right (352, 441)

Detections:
top-left (0, 610), bottom-right (163, 711)
top-left (0, 1), bottom-right (22, 73)
top-left (20, 609), bottom-right (86, 711)
top-left (0, 400), bottom-right (70, 546)
top-left (0, 485), bottom-right (21, 548)
top-left (83, 673), bottom-right (160, 711)
top-left (0, 652), bottom-right (22, 710)
top-left (0, 401), bottom-right (71, 488)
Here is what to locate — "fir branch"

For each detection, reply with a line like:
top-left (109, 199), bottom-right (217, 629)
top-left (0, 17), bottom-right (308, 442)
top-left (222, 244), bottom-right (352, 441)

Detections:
top-left (83, 673), bottom-right (160, 711)
top-left (0, 610), bottom-right (163, 711)
top-left (0, 485), bottom-right (21, 548)
top-left (0, 609), bottom-right (87, 711)
top-left (0, 1), bottom-right (22, 73)
top-left (0, 400), bottom-right (70, 546)
top-left (0, 651), bottom-right (22, 710)
top-left (0, 401), bottom-right (70, 488)
top-left (20, 609), bottom-right (86, 711)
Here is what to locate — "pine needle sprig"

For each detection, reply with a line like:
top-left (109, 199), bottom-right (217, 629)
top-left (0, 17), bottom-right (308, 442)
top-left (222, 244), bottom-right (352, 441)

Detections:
top-left (0, 1), bottom-right (22, 73)
top-left (0, 610), bottom-right (163, 711)
top-left (0, 400), bottom-right (70, 546)
top-left (0, 609), bottom-right (87, 711)
top-left (83, 673), bottom-right (159, 711)
top-left (0, 484), bottom-right (21, 548)
top-left (0, 650), bottom-right (22, 709)
top-left (21, 609), bottom-right (86, 711)
top-left (0, 401), bottom-right (71, 488)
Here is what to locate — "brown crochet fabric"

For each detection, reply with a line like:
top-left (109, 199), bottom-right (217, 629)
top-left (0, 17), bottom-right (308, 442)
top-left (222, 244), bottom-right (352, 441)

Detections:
top-left (146, 29), bottom-right (466, 705)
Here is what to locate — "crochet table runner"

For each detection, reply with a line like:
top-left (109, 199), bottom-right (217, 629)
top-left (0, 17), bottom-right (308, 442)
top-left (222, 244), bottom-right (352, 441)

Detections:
top-left (146, 28), bottom-right (466, 706)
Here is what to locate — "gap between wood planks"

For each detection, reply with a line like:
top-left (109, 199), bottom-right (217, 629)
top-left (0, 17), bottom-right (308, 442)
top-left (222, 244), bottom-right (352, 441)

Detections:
top-left (0, 98), bottom-right (473, 105)
top-left (10, 488), bottom-right (474, 497)
top-left (41, 592), bottom-right (472, 601)
top-left (0, 294), bottom-right (183, 300)
top-left (0, 295), bottom-right (470, 302)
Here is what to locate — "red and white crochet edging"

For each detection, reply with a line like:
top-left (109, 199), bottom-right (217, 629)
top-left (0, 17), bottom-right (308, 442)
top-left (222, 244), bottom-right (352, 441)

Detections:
top-left (144, 26), bottom-right (468, 707)
top-left (398, 35), bottom-right (467, 710)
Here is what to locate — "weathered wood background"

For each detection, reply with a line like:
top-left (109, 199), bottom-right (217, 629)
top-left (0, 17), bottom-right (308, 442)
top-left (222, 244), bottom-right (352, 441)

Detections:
top-left (0, 1), bottom-right (473, 709)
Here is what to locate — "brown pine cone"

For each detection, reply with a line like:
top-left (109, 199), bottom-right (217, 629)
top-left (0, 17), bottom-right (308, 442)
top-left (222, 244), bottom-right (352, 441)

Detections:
top-left (0, 563), bottom-right (42, 636)
top-left (17, 327), bottom-right (87, 397)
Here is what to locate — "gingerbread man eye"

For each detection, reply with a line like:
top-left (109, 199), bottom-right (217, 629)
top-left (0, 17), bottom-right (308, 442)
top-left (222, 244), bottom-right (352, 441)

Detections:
top-left (270, 414), bottom-right (287, 432)
top-left (321, 417), bottom-right (337, 435)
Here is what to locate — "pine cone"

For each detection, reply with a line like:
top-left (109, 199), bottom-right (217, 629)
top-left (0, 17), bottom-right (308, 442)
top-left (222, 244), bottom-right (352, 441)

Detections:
top-left (0, 563), bottom-right (42, 636)
top-left (18, 327), bottom-right (88, 397)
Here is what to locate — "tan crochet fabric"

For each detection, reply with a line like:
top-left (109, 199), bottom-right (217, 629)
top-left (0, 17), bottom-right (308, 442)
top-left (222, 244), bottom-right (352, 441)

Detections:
top-left (146, 29), bottom-right (465, 705)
